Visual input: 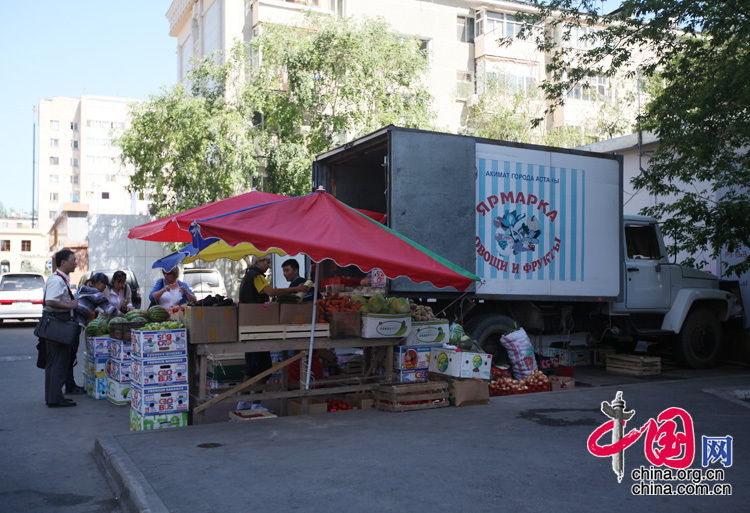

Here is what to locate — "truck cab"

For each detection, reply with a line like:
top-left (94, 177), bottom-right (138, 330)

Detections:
top-left (610, 215), bottom-right (736, 367)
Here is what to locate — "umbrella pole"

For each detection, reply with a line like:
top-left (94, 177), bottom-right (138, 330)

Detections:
top-left (304, 264), bottom-right (320, 390)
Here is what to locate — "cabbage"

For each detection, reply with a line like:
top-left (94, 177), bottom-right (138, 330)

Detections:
top-left (367, 294), bottom-right (385, 313)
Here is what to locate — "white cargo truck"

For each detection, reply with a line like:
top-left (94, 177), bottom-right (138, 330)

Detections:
top-left (313, 126), bottom-right (739, 368)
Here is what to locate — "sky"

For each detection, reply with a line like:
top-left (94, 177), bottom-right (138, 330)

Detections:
top-left (0, 1), bottom-right (176, 214)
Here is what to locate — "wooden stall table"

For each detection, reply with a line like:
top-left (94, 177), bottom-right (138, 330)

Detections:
top-left (188, 334), bottom-right (399, 424)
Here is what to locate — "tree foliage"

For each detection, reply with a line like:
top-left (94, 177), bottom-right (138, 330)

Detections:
top-left (117, 14), bottom-right (434, 215)
top-left (511, 1), bottom-right (750, 276)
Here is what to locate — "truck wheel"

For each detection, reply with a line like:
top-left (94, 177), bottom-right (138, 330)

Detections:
top-left (677, 308), bottom-right (722, 369)
top-left (467, 314), bottom-right (517, 367)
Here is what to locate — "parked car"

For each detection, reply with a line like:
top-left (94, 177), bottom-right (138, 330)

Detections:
top-left (182, 268), bottom-right (227, 301)
top-left (0, 272), bottom-right (45, 323)
top-left (77, 269), bottom-right (142, 309)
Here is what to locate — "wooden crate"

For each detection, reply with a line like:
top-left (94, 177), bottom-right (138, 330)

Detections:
top-left (375, 381), bottom-right (449, 412)
top-left (606, 354), bottom-right (661, 376)
top-left (239, 323), bottom-right (330, 341)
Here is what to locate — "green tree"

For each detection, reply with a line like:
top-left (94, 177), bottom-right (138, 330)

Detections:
top-left (117, 15), bottom-right (435, 210)
top-left (0, 202), bottom-right (7, 217)
top-left (511, 1), bottom-right (750, 276)
top-left (116, 46), bottom-right (258, 219)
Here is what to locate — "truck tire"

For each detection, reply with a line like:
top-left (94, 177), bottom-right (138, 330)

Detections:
top-left (466, 314), bottom-right (517, 367)
top-left (677, 308), bottom-right (722, 369)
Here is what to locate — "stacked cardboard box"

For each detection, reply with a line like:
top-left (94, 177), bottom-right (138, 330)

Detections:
top-left (391, 344), bottom-right (443, 382)
top-left (84, 337), bottom-right (110, 400)
top-left (130, 328), bottom-right (189, 431)
top-left (106, 334), bottom-right (133, 406)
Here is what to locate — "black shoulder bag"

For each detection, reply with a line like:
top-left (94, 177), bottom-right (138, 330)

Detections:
top-left (33, 275), bottom-right (79, 346)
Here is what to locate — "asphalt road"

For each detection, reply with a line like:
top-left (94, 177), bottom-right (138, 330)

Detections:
top-left (0, 320), bottom-right (125, 513)
top-left (2, 320), bottom-right (749, 513)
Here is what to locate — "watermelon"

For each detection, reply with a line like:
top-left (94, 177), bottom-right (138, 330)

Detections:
top-left (125, 309), bottom-right (148, 321)
top-left (147, 306), bottom-right (170, 322)
top-left (108, 317), bottom-right (127, 329)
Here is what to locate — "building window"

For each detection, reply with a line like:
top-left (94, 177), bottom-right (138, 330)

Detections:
top-left (0, 240), bottom-right (9, 251)
top-left (72, 193), bottom-right (80, 202)
top-left (480, 60), bottom-right (538, 96)
top-left (49, 157), bottom-right (59, 165)
top-left (456, 71), bottom-right (474, 100)
top-left (50, 120), bottom-right (59, 130)
top-left (71, 140), bottom-right (79, 149)
top-left (562, 25), bottom-right (601, 50)
top-left (567, 74), bottom-right (609, 101)
top-left (71, 158), bottom-right (79, 167)
top-left (50, 192), bottom-right (58, 201)
top-left (101, 192), bottom-right (110, 199)
top-left (476, 11), bottom-right (540, 39)
top-left (50, 175), bottom-right (59, 184)
top-left (457, 15), bottom-right (475, 43)
top-left (49, 211), bottom-right (55, 219)
top-left (71, 121), bottom-right (79, 130)
top-left (50, 138), bottom-right (59, 148)
top-left (21, 240), bottom-right (31, 252)
top-left (71, 175), bottom-right (79, 185)
top-left (86, 191), bottom-right (94, 199)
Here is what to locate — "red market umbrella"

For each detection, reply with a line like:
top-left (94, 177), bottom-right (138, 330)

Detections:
top-left (192, 188), bottom-right (478, 291)
top-left (128, 190), bottom-right (287, 243)
top-left (129, 190), bottom-right (386, 243)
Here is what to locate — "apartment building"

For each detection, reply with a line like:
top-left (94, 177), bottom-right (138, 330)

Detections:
top-left (166, 0), bottom-right (641, 136)
top-left (36, 95), bottom-right (150, 234)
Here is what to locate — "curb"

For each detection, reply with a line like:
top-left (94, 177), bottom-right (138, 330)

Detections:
top-left (93, 436), bottom-right (170, 513)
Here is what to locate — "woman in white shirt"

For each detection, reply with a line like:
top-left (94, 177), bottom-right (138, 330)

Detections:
top-left (149, 267), bottom-right (196, 307)
top-left (107, 270), bottom-right (133, 314)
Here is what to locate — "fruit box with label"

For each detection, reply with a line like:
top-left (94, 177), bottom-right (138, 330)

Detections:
top-left (84, 354), bottom-right (108, 378)
top-left (109, 338), bottom-right (132, 361)
top-left (405, 320), bottom-right (450, 345)
top-left (106, 377), bottom-right (132, 405)
top-left (392, 368), bottom-right (430, 383)
top-left (83, 369), bottom-right (107, 399)
top-left (130, 409), bottom-right (188, 431)
top-left (131, 383), bottom-right (189, 415)
top-left (132, 357), bottom-right (188, 387)
top-left (86, 337), bottom-right (110, 358)
top-left (131, 328), bottom-right (187, 358)
top-left (360, 313), bottom-right (412, 339)
top-left (105, 358), bottom-right (132, 383)
top-left (428, 347), bottom-right (492, 380)
top-left (547, 345), bottom-right (591, 366)
top-left (393, 344), bottom-right (442, 370)
top-left (186, 305), bottom-right (238, 343)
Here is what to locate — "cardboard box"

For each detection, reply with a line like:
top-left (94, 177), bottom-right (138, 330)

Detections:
top-left (547, 345), bottom-right (590, 366)
top-left (85, 337), bottom-right (110, 358)
top-left (279, 303), bottom-right (314, 325)
top-left (286, 397), bottom-right (327, 416)
top-left (326, 311), bottom-right (361, 338)
top-left (360, 313), bottom-right (412, 338)
top-left (345, 392), bottom-right (375, 409)
top-left (428, 347), bottom-right (492, 380)
top-left (131, 384), bottom-right (189, 415)
top-left (132, 357), bottom-right (188, 387)
top-left (83, 369), bottom-right (107, 399)
top-left (238, 303), bottom-right (279, 326)
top-left (131, 328), bottom-right (187, 358)
top-left (186, 305), bottom-right (238, 343)
top-left (106, 358), bottom-right (132, 383)
top-left (405, 320), bottom-right (450, 345)
top-left (444, 378), bottom-right (490, 407)
top-left (109, 338), bottom-right (132, 361)
top-left (229, 409), bottom-right (278, 421)
top-left (549, 375), bottom-right (576, 391)
top-left (85, 354), bottom-right (108, 378)
top-left (591, 347), bottom-right (616, 367)
top-left (106, 378), bottom-right (132, 405)
top-left (130, 410), bottom-right (188, 431)
top-left (392, 369), bottom-right (430, 383)
top-left (393, 344), bottom-right (442, 370)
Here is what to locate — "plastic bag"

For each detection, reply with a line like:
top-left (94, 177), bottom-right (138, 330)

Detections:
top-left (499, 328), bottom-right (538, 380)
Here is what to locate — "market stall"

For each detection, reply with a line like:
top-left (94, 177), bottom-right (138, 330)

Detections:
top-left (127, 188), bottom-right (480, 425)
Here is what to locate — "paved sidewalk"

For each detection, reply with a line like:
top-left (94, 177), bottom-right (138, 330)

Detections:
top-left (95, 370), bottom-right (750, 513)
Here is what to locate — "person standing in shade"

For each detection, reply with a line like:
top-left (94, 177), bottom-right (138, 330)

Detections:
top-left (42, 249), bottom-right (81, 407)
top-left (107, 270), bottom-right (133, 314)
top-left (239, 255), bottom-right (309, 383)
